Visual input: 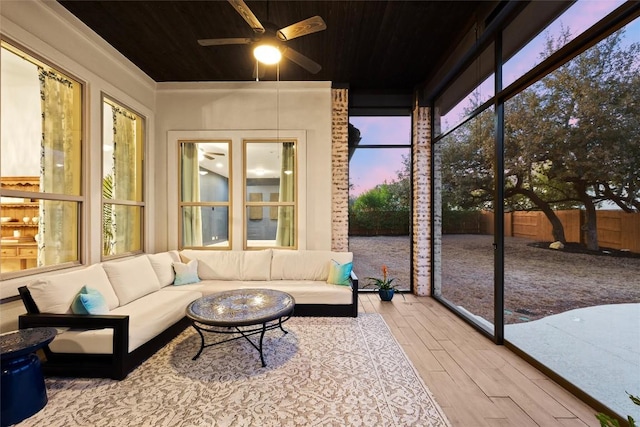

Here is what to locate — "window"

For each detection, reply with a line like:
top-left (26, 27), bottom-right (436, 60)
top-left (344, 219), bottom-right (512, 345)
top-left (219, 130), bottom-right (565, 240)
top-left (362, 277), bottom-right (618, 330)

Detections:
top-left (503, 16), bottom-right (640, 417)
top-left (171, 130), bottom-right (305, 250)
top-left (178, 140), bottom-right (231, 249)
top-left (244, 140), bottom-right (297, 249)
top-left (434, 107), bottom-right (495, 333)
top-left (102, 97), bottom-right (145, 257)
top-left (431, 2), bottom-right (640, 417)
top-left (348, 116), bottom-right (412, 291)
top-left (0, 41), bottom-right (83, 276)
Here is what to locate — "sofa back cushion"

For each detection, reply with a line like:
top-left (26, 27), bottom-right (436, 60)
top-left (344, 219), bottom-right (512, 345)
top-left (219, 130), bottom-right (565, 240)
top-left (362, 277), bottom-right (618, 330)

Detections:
top-left (27, 264), bottom-right (119, 314)
top-left (102, 256), bottom-right (161, 306)
top-left (180, 249), bottom-right (272, 281)
top-left (242, 250), bottom-right (273, 280)
top-left (147, 251), bottom-right (180, 287)
top-left (271, 250), bottom-right (353, 281)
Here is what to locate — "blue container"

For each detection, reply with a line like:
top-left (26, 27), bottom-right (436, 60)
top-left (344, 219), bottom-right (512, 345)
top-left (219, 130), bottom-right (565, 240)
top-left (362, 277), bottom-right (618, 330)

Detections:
top-left (1, 353), bottom-right (48, 426)
top-left (379, 289), bottom-right (395, 301)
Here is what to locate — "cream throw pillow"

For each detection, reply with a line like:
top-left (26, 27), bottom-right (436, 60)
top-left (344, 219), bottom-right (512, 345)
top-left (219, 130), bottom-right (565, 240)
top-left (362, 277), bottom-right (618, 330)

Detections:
top-left (27, 264), bottom-right (119, 314)
top-left (102, 256), bottom-right (161, 306)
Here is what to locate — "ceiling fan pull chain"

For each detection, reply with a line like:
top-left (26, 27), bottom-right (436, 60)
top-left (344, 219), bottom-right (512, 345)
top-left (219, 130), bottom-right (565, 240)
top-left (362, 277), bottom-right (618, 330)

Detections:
top-left (276, 62), bottom-right (280, 142)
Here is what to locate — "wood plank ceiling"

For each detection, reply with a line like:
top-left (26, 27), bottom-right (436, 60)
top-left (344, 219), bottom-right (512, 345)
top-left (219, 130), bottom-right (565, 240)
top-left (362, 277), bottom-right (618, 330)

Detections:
top-left (58, 1), bottom-right (491, 94)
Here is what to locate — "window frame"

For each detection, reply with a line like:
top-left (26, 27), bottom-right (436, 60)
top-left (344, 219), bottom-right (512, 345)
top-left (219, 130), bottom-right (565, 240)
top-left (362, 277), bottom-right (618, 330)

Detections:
top-left (429, 0), bottom-right (640, 340)
top-left (243, 138), bottom-right (298, 250)
top-left (101, 95), bottom-right (146, 260)
top-left (177, 139), bottom-right (232, 251)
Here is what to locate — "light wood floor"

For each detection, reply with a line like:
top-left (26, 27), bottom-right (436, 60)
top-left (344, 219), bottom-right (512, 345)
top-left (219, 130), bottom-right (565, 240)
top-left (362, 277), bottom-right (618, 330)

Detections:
top-left (359, 293), bottom-right (601, 427)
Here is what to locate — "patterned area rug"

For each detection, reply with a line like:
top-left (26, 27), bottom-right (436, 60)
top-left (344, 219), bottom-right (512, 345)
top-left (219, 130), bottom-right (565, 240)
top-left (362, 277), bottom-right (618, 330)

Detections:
top-left (19, 314), bottom-right (451, 427)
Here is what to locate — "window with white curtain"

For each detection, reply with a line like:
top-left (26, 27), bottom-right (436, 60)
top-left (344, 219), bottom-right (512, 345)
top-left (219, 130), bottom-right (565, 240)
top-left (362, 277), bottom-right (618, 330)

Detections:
top-left (244, 140), bottom-right (297, 249)
top-left (178, 140), bottom-right (231, 249)
top-left (102, 97), bottom-right (145, 257)
top-left (0, 41), bottom-right (83, 277)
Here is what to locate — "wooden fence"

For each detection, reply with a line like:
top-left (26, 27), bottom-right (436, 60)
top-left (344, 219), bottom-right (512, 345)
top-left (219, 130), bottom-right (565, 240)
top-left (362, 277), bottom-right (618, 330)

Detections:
top-left (450, 210), bottom-right (640, 253)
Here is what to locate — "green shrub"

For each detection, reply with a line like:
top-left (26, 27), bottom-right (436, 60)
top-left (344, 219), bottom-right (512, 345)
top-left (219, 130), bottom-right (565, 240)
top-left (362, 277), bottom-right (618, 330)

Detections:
top-left (596, 393), bottom-right (639, 427)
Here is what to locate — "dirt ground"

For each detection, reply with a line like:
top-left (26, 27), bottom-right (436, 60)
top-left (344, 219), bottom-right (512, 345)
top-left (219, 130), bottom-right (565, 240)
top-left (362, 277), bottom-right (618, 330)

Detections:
top-left (349, 235), bottom-right (640, 324)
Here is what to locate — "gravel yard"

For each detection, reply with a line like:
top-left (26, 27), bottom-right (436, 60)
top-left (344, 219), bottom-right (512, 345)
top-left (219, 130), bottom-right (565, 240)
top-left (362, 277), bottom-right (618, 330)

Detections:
top-left (349, 234), bottom-right (640, 324)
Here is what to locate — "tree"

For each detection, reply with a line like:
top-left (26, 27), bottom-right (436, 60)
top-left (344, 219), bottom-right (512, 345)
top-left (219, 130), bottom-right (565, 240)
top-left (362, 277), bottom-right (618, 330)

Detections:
top-left (440, 104), bottom-right (494, 212)
top-left (388, 154), bottom-right (411, 210)
top-left (352, 182), bottom-right (408, 212)
top-left (504, 82), bottom-right (580, 243)
top-left (439, 27), bottom-right (640, 249)
top-left (531, 29), bottom-right (640, 249)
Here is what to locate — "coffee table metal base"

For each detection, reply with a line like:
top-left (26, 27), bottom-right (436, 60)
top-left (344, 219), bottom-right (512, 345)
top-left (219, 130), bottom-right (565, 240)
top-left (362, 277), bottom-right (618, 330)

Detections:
top-left (191, 316), bottom-right (291, 367)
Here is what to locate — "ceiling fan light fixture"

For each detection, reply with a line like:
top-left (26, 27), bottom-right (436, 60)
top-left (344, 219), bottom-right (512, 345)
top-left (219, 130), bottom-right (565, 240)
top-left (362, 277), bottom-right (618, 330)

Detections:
top-left (253, 43), bottom-right (281, 65)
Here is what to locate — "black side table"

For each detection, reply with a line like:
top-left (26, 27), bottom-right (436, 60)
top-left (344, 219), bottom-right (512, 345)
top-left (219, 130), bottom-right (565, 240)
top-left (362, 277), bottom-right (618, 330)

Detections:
top-left (1, 327), bottom-right (56, 427)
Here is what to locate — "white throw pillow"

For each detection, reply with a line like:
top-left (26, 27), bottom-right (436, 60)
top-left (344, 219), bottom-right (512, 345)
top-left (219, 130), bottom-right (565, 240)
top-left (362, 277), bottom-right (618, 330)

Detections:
top-left (102, 256), bottom-right (161, 306)
top-left (27, 264), bottom-right (119, 314)
top-left (172, 260), bottom-right (200, 285)
top-left (147, 251), bottom-right (180, 287)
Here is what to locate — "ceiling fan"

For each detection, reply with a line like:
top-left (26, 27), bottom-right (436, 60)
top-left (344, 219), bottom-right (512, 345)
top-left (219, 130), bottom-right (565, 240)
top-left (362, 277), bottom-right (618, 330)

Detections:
top-left (198, 147), bottom-right (226, 161)
top-left (197, 0), bottom-right (326, 74)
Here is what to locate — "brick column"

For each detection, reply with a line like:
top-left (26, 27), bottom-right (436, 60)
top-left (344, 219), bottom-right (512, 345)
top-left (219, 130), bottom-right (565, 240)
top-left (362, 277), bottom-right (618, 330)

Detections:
top-left (412, 104), bottom-right (432, 296)
top-left (432, 111), bottom-right (442, 298)
top-left (331, 88), bottom-right (349, 252)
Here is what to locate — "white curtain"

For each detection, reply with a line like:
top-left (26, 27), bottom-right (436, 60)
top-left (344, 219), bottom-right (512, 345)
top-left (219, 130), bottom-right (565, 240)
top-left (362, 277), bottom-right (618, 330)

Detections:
top-left (275, 142), bottom-right (295, 247)
top-left (37, 68), bottom-right (75, 266)
top-left (111, 106), bottom-right (137, 254)
top-left (181, 144), bottom-right (203, 246)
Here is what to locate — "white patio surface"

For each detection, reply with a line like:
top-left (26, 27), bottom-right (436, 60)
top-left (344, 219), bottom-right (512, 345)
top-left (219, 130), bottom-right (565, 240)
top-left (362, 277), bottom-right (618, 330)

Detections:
top-left (505, 303), bottom-right (640, 420)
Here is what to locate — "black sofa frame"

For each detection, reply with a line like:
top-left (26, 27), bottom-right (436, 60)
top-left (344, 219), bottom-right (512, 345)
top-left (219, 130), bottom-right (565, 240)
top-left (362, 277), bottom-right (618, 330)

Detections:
top-left (17, 272), bottom-right (358, 380)
top-left (19, 286), bottom-right (191, 380)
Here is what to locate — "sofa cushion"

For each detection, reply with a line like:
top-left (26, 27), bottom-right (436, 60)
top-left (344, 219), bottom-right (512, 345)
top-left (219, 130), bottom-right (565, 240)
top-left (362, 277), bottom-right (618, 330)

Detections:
top-left (161, 279), bottom-right (353, 305)
top-left (48, 289), bottom-right (202, 354)
top-left (271, 250), bottom-right (353, 281)
top-left (27, 264), bottom-right (119, 314)
top-left (147, 251), bottom-right (180, 287)
top-left (173, 260), bottom-right (200, 286)
top-left (71, 286), bottom-right (109, 315)
top-left (180, 249), bottom-right (272, 281)
top-left (242, 250), bottom-right (272, 280)
top-left (102, 256), bottom-right (161, 306)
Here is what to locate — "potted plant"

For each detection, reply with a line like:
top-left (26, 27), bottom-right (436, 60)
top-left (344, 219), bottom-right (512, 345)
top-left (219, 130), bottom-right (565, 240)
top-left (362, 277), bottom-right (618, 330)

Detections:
top-left (365, 265), bottom-right (403, 301)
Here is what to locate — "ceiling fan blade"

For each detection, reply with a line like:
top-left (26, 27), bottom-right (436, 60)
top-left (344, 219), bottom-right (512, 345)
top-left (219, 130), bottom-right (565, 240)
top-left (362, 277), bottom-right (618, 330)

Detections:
top-left (228, 0), bottom-right (265, 34)
top-left (277, 16), bottom-right (326, 41)
top-left (198, 37), bottom-right (253, 46)
top-left (282, 47), bottom-right (322, 74)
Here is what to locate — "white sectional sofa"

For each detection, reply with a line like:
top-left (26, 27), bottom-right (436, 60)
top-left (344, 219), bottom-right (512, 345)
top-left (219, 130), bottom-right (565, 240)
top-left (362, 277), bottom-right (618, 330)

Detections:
top-left (18, 249), bottom-right (358, 379)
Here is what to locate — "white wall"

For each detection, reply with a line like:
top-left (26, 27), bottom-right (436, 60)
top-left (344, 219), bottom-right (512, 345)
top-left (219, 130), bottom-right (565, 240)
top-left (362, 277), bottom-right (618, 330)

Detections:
top-left (0, 0), bottom-right (157, 304)
top-left (155, 81), bottom-right (333, 251)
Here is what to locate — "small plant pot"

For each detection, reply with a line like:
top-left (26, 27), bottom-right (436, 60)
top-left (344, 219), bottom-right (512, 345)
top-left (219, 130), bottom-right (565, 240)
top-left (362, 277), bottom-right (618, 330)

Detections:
top-left (378, 289), bottom-right (394, 301)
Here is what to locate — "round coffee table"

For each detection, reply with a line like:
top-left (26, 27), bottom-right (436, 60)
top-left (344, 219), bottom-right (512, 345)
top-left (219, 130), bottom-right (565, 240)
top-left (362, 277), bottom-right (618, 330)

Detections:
top-left (1, 327), bottom-right (57, 426)
top-left (186, 289), bottom-right (295, 367)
